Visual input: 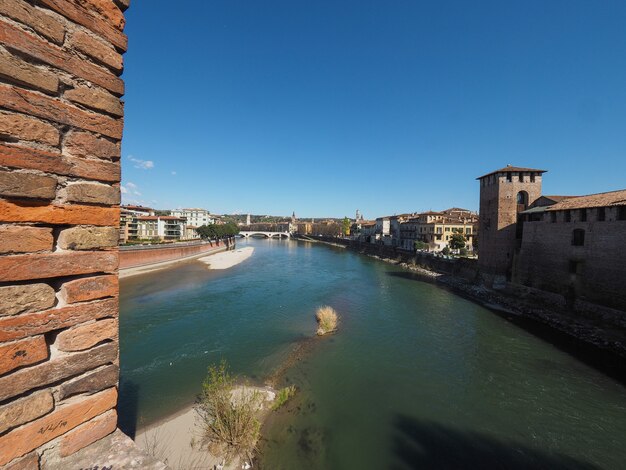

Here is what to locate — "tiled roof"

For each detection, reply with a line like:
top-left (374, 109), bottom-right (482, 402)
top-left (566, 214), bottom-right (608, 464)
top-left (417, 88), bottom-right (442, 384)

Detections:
top-left (477, 165), bottom-right (546, 180)
top-left (546, 189), bottom-right (626, 211)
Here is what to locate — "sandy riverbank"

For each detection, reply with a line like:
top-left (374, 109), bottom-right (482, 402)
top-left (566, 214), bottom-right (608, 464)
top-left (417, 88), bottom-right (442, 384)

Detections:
top-left (135, 386), bottom-right (275, 470)
top-left (198, 247), bottom-right (254, 270)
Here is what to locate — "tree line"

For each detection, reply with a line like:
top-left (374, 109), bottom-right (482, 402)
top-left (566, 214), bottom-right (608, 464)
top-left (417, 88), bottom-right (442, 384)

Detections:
top-left (196, 222), bottom-right (240, 240)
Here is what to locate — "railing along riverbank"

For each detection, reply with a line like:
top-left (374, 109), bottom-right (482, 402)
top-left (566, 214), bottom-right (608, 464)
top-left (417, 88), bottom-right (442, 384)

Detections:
top-left (119, 238), bottom-right (234, 270)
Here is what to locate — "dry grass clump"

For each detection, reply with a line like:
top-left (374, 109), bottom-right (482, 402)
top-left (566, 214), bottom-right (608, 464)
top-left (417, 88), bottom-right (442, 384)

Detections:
top-left (315, 305), bottom-right (338, 335)
top-left (195, 361), bottom-right (261, 462)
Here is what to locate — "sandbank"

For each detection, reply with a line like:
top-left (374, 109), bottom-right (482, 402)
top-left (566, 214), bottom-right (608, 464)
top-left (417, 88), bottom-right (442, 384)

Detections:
top-left (198, 247), bottom-right (254, 270)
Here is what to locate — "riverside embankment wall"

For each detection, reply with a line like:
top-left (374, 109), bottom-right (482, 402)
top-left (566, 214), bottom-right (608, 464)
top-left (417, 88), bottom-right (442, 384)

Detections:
top-left (120, 240), bottom-right (230, 269)
top-left (0, 1), bottom-right (129, 468)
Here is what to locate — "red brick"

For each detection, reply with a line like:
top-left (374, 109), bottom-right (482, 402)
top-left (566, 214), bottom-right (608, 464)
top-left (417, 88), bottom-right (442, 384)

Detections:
top-left (0, 46), bottom-right (58, 95)
top-left (0, 283), bottom-right (56, 316)
top-left (65, 85), bottom-right (123, 117)
top-left (58, 226), bottom-right (119, 250)
top-left (0, 343), bottom-right (117, 402)
top-left (0, 225), bottom-right (53, 253)
top-left (0, 111), bottom-right (59, 146)
top-left (0, 199), bottom-right (119, 226)
top-left (38, 0), bottom-right (127, 50)
top-left (0, 251), bottom-right (118, 283)
top-left (0, 0), bottom-right (65, 44)
top-left (60, 409), bottom-right (117, 457)
top-left (0, 391), bottom-right (54, 435)
top-left (56, 318), bottom-right (117, 352)
top-left (60, 182), bottom-right (120, 205)
top-left (70, 30), bottom-right (123, 73)
top-left (0, 20), bottom-right (124, 95)
top-left (63, 130), bottom-right (120, 160)
top-left (0, 84), bottom-right (123, 139)
top-left (1, 452), bottom-right (39, 470)
top-left (0, 335), bottom-right (48, 375)
top-left (0, 298), bottom-right (117, 342)
top-left (80, 0), bottom-right (126, 30)
top-left (0, 171), bottom-right (56, 199)
top-left (59, 364), bottom-right (118, 400)
top-left (0, 143), bottom-right (120, 183)
top-left (0, 387), bottom-right (117, 466)
top-left (61, 274), bottom-right (118, 304)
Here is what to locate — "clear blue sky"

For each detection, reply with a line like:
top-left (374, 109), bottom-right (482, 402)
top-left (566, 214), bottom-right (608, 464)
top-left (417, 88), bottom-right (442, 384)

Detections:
top-left (121, 1), bottom-right (626, 218)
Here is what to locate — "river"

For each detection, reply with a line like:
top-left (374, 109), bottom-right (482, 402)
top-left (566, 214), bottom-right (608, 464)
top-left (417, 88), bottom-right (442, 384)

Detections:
top-left (119, 238), bottom-right (626, 469)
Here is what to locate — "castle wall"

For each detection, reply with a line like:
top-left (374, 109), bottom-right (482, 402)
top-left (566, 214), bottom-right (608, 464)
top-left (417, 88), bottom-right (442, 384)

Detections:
top-left (514, 207), bottom-right (626, 312)
top-left (0, 1), bottom-right (128, 467)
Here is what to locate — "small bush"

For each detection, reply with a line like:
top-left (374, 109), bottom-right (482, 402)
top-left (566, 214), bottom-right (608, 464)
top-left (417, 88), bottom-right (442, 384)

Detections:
top-left (272, 385), bottom-right (297, 410)
top-left (315, 305), bottom-right (338, 335)
top-left (441, 246), bottom-right (451, 256)
top-left (195, 361), bottom-right (261, 461)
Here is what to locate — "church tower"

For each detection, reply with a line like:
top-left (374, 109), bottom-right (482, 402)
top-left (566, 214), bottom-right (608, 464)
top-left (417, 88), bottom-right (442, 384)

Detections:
top-left (477, 165), bottom-right (545, 286)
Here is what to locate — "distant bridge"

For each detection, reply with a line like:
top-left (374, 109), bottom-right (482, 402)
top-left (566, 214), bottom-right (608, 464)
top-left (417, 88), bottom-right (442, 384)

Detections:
top-left (238, 231), bottom-right (291, 239)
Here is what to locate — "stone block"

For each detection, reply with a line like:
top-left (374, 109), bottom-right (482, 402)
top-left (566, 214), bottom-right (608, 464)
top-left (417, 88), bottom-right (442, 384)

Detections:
top-left (56, 318), bottom-right (117, 352)
top-left (37, 0), bottom-right (128, 50)
top-left (0, 111), bottom-right (59, 146)
top-left (0, 46), bottom-right (58, 94)
top-left (70, 30), bottom-right (123, 72)
top-left (0, 143), bottom-right (121, 183)
top-left (0, 387), bottom-right (117, 466)
top-left (0, 335), bottom-right (48, 375)
top-left (0, 0), bottom-right (65, 44)
top-left (0, 225), bottom-right (53, 254)
top-left (0, 251), bottom-right (118, 282)
top-left (0, 83), bottom-right (123, 138)
top-left (60, 274), bottom-right (118, 304)
top-left (0, 283), bottom-right (56, 316)
top-left (65, 85), bottom-right (124, 117)
top-left (0, 171), bottom-right (56, 199)
top-left (0, 20), bottom-right (124, 95)
top-left (0, 343), bottom-right (117, 402)
top-left (60, 182), bottom-right (120, 205)
top-left (0, 297), bottom-right (117, 343)
top-left (0, 199), bottom-right (119, 226)
top-left (59, 364), bottom-right (119, 400)
top-left (63, 130), bottom-right (121, 160)
top-left (57, 226), bottom-right (119, 250)
top-left (60, 409), bottom-right (117, 457)
top-left (0, 390), bottom-right (54, 434)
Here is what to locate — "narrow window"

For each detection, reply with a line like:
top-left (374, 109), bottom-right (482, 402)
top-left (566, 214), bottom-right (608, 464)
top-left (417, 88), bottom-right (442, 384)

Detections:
top-left (597, 207), bottom-right (605, 221)
top-left (550, 211), bottom-right (557, 223)
top-left (618, 206), bottom-right (626, 221)
top-left (519, 173), bottom-right (525, 183)
top-left (530, 172), bottom-right (536, 182)
top-left (569, 260), bottom-right (581, 274)
top-left (565, 210), bottom-right (571, 222)
top-left (506, 173), bottom-right (512, 182)
top-left (571, 229), bottom-right (585, 246)
top-left (580, 209), bottom-right (587, 222)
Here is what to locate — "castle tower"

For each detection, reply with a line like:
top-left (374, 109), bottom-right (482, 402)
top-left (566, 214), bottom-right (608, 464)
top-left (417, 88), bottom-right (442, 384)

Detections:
top-left (477, 165), bottom-right (545, 286)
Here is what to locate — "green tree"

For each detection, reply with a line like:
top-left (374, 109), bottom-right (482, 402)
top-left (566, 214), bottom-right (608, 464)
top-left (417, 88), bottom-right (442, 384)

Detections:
top-left (414, 240), bottom-right (428, 251)
top-left (449, 233), bottom-right (466, 250)
top-left (342, 217), bottom-right (351, 236)
top-left (441, 246), bottom-right (451, 255)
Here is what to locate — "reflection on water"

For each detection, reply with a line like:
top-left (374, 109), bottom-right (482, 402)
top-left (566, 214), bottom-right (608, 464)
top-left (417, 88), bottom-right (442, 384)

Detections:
top-left (120, 238), bottom-right (626, 469)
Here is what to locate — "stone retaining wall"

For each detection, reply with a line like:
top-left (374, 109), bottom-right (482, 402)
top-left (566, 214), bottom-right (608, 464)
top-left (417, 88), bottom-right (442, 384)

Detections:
top-left (0, 1), bottom-right (128, 467)
top-left (119, 240), bottom-right (230, 269)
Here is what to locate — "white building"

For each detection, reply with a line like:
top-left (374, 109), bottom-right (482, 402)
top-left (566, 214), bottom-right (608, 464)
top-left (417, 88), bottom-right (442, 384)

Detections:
top-left (137, 215), bottom-right (186, 241)
top-left (171, 208), bottom-right (215, 228)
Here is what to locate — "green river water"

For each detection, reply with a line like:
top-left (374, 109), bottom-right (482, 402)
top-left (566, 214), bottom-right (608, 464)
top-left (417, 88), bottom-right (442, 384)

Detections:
top-left (119, 238), bottom-right (626, 469)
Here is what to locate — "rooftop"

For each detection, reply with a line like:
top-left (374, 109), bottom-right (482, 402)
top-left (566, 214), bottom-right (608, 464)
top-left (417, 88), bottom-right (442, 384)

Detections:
top-left (477, 165), bottom-right (547, 180)
top-left (546, 189), bottom-right (626, 211)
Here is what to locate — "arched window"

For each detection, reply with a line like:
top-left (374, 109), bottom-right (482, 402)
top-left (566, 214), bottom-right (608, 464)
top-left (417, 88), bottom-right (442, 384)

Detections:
top-left (516, 191), bottom-right (528, 211)
top-left (572, 229), bottom-right (585, 246)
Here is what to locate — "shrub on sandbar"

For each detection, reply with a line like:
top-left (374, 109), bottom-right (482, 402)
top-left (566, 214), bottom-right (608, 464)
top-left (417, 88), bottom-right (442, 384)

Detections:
top-left (315, 305), bottom-right (338, 336)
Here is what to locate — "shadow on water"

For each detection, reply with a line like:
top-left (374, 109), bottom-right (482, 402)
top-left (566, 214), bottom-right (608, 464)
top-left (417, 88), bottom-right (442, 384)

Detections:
top-left (117, 379), bottom-right (140, 439)
top-left (392, 414), bottom-right (598, 470)
top-left (386, 271), bottom-right (626, 387)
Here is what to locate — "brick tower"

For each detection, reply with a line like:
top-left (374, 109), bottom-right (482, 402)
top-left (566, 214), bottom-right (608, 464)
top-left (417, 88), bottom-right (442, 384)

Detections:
top-left (477, 165), bottom-right (545, 286)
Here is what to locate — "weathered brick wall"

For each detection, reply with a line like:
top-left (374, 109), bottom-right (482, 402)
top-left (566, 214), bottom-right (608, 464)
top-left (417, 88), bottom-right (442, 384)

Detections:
top-left (119, 241), bottom-right (228, 269)
top-left (0, 1), bottom-right (128, 467)
top-left (514, 208), bottom-right (626, 312)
